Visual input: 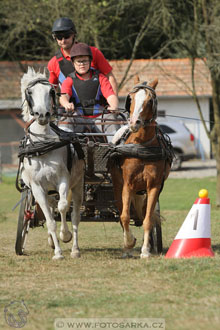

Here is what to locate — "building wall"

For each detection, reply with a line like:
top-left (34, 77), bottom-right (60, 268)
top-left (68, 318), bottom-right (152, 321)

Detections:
top-left (0, 113), bottom-right (24, 164)
top-left (158, 97), bottom-right (210, 158)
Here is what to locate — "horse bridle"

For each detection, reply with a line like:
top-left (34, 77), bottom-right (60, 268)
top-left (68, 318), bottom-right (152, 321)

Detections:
top-left (25, 78), bottom-right (57, 116)
top-left (125, 81), bottom-right (158, 126)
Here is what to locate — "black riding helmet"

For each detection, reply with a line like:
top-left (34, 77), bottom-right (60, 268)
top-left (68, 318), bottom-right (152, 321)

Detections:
top-left (52, 17), bottom-right (77, 35)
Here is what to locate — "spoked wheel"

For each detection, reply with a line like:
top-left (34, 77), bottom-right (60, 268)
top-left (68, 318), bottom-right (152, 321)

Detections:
top-left (149, 200), bottom-right (163, 254)
top-left (15, 190), bottom-right (33, 255)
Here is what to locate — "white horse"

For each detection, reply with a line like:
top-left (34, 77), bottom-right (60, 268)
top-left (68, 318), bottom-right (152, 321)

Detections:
top-left (20, 67), bottom-right (84, 260)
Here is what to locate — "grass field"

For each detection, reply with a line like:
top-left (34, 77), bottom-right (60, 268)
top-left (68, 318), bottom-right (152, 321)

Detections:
top-left (0, 176), bottom-right (220, 330)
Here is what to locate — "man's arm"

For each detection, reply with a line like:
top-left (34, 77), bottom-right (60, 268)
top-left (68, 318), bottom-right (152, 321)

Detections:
top-left (90, 47), bottom-right (118, 95)
top-left (106, 94), bottom-right (119, 111)
top-left (47, 56), bottom-right (59, 86)
top-left (106, 72), bottom-right (118, 95)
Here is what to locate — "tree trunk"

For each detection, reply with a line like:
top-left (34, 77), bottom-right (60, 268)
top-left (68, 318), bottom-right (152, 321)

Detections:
top-left (210, 76), bottom-right (220, 206)
top-left (216, 155), bottom-right (220, 206)
top-left (212, 137), bottom-right (220, 206)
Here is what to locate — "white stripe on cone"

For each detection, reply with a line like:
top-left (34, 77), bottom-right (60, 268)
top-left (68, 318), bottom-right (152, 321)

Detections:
top-left (175, 204), bottom-right (211, 239)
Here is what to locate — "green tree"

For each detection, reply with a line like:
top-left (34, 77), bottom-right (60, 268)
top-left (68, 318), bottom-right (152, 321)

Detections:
top-left (0, 0), bottom-right (165, 61)
top-left (0, 0), bottom-right (167, 90)
top-left (155, 0), bottom-right (220, 205)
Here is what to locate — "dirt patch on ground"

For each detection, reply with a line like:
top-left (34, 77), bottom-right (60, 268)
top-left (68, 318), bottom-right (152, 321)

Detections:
top-left (169, 159), bottom-right (217, 178)
top-left (1, 159), bottom-right (217, 179)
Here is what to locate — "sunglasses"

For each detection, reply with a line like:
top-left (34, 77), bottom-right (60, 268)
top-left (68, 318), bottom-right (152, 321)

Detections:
top-left (56, 33), bottom-right (73, 40)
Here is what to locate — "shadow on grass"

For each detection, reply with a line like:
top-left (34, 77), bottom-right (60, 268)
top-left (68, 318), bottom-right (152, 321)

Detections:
top-left (81, 247), bottom-right (127, 258)
top-left (18, 245), bottom-right (169, 259)
top-left (179, 165), bottom-right (216, 171)
top-left (212, 244), bottom-right (220, 253)
top-left (80, 246), bottom-right (166, 259)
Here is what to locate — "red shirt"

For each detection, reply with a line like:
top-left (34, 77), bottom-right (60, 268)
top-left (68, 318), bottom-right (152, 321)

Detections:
top-left (48, 46), bottom-right (112, 86)
top-left (61, 70), bottom-right (115, 99)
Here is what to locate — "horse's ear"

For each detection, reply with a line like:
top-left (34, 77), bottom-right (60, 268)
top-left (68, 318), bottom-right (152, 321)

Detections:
top-left (149, 78), bottom-right (158, 90)
top-left (134, 75), bottom-right (140, 85)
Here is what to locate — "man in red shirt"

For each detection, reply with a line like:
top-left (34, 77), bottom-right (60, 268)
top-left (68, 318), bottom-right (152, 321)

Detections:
top-left (48, 17), bottom-right (118, 94)
top-left (59, 42), bottom-right (120, 142)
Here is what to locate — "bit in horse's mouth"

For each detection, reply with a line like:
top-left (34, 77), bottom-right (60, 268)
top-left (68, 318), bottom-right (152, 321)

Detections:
top-left (130, 126), bottom-right (138, 133)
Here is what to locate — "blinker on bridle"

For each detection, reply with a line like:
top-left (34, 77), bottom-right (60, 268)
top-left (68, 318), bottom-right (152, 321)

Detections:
top-left (125, 81), bottom-right (158, 125)
top-left (25, 78), bottom-right (57, 116)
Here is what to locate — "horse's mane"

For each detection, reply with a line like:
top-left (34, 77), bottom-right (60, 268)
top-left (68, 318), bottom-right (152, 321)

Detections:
top-left (21, 66), bottom-right (47, 122)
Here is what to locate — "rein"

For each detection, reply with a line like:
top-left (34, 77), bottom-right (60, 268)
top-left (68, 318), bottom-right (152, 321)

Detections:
top-left (24, 118), bottom-right (36, 134)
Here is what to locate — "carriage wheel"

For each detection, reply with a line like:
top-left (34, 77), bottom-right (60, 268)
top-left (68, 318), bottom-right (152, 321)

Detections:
top-left (149, 201), bottom-right (163, 254)
top-left (15, 190), bottom-right (33, 255)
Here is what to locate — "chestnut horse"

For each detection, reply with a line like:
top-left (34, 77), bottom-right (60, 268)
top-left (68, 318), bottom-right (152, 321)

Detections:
top-left (109, 77), bottom-right (173, 258)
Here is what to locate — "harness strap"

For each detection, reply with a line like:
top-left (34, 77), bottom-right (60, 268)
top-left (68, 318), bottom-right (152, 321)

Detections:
top-left (50, 122), bottom-right (84, 160)
top-left (127, 82), bottom-right (158, 120)
top-left (56, 49), bottom-right (74, 78)
top-left (15, 158), bottom-right (27, 192)
top-left (25, 118), bottom-right (36, 134)
top-left (24, 78), bottom-right (57, 117)
top-left (58, 113), bottom-right (102, 125)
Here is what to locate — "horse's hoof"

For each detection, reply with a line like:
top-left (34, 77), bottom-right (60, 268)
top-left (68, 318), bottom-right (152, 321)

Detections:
top-left (60, 231), bottom-right (72, 243)
top-left (124, 237), bottom-right (136, 249)
top-left (71, 250), bottom-right (81, 258)
top-left (140, 252), bottom-right (151, 259)
top-left (52, 254), bottom-right (64, 260)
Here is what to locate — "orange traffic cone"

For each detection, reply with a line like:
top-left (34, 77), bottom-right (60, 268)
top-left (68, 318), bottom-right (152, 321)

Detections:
top-left (165, 189), bottom-right (214, 258)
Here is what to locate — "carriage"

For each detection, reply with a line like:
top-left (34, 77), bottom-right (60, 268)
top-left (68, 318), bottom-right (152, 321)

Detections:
top-left (15, 68), bottom-right (173, 259)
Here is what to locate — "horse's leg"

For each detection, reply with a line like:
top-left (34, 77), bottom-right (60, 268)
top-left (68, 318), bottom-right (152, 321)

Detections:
top-left (110, 167), bottom-right (124, 228)
top-left (141, 187), bottom-right (159, 258)
top-left (47, 195), bottom-right (59, 249)
top-left (31, 185), bottom-right (63, 260)
top-left (121, 184), bottom-right (136, 256)
top-left (70, 180), bottom-right (84, 258)
top-left (58, 180), bottom-right (72, 243)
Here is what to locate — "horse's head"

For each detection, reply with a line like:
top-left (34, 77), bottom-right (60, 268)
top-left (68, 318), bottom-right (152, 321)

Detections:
top-left (21, 67), bottom-right (56, 125)
top-left (128, 78), bottom-right (158, 132)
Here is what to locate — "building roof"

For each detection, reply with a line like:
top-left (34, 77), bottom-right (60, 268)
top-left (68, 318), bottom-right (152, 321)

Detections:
top-left (111, 58), bottom-right (212, 97)
top-left (0, 61), bottom-right (47, 102)
top-left (0, 58), bottom-right (212, 102)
